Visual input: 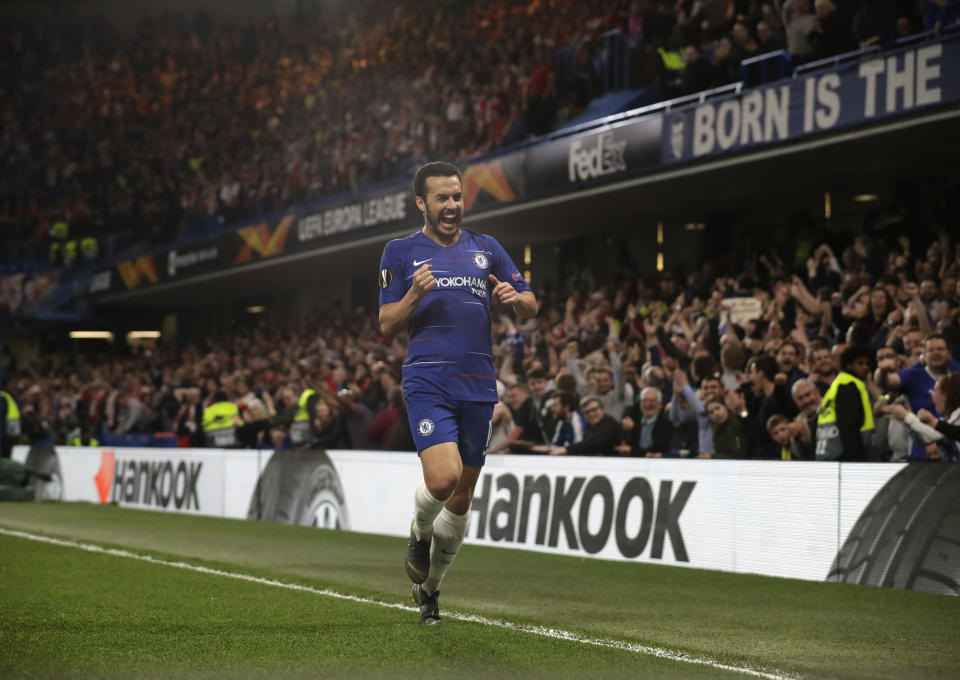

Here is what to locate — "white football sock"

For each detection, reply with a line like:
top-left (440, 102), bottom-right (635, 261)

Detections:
top-left (423, 506), bottom-right (470, 596)
top-left (412, 481), bottom-right (446, 541)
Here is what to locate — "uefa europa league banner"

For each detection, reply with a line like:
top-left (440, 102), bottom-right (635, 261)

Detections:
top-left (14, 445), bottom-right (959, 595)
top-left (88, 184), bottom-right (416, 297)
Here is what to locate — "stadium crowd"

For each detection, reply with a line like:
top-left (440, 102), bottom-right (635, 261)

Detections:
top-left (3, 219), bottom-right (960, 462)
top-left (3, 0), bottom-right (952, 267)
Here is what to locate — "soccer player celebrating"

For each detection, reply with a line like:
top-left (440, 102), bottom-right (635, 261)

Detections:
top-left (378, 162), bottom-right (538, 625)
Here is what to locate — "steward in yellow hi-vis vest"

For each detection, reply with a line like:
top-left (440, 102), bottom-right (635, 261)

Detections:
top-left (816, 346), bottom-right (877, 461)
top-left (1, 390), bottom-right (20, 460)
top-left (81, 236), bottom-right (99, 261)
top-left (202, 393), bottom-right (243, 448)
top-left (68, 434), bottom-right (99, 447)
top-left (2, 391), bottom-right (20, 439)
top-left (289, 387), bottom-right (319, 446)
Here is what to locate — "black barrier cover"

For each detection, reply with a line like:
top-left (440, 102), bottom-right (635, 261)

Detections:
top-left (461, 149), bottom-right (527, 212)
top-left (90, 183), bottom-right (416, 296)
top-left (459, 116), bottom-right (662, 212)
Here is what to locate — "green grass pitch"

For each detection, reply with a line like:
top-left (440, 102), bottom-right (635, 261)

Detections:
top-left (1, 502), bottom-right (957, 679)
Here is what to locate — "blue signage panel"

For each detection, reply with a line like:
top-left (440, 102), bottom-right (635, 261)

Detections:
top-left (661, 37), bottom-right (959, 164)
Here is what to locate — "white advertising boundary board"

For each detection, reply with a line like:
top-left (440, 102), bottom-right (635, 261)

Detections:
top-left (13, 445), bottom-right (958, 594)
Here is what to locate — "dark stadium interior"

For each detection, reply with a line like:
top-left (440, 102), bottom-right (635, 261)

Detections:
top-left (2, 0), bottom-right (959, 467)
top-left (3, 7), bottom-right (960, 673)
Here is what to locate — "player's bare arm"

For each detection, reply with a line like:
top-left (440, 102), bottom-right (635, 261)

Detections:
top-left (379, 264), bottom-right (436, 336)
top-left (489, 274), bottom-right (538, 320)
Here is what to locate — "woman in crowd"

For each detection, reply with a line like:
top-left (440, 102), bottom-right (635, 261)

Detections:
top-left (705, 396), bottom-right (750, 459)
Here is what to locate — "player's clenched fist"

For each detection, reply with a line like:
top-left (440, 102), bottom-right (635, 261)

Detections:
top-left (411, 264), bottom-right (436, 298)
top-left (489, 274), bottom-right (518, 305)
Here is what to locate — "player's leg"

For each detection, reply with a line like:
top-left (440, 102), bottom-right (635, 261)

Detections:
top-left (419, 441), bottom-right (463, 503)
top-left (412, 441), bottom-right (462, 543)
top-left (411, 464), bottom-right (480, 626)
top-left (420, 401), bottom-right (491, 599)
top-left (405, 398), bottom-right (462, 584)
top-left (421, 463), bottom-right (480, 597)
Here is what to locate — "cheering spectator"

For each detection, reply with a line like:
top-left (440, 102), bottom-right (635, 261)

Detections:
top-left (782, 0), bottom-right (818, 60)
top-left (547, 391), bottom-right (588, 448)
top-left (681, 45), bottom-right (714, 95)
top-left (734, 354), bottom-right (788, 458)
top-left (876, 333), bottom-right (959, 459)
top-left (669, 369), bottom-right (722, 456)
top-left (925, 0), bottom-right (960, 34)
top-left (533, 397), bottom-right (622, 456)
top-left (367, 386), bottom-right (406, 450)
top-left (766, 415), bottom-right (797, 460)
top-left (488, 383), bottom-right (545, 454)
top-left (619, 387), bottom-right (674, 457)
top-left (756, 20), bottom-right (784, 52)
top-left (807, 342), bottom-right (838, 395)
top-left (883, 374), bottom-right (960, 461)
top-left (705, 397), bottom-right (750, 459)
top-left (775, 340), bottom-right (809, 397)
top-left (854, 0), bottom-right (896, 47)
top-left (789, 378), bottom-right (822, 459)
top-left (809, 0), bottom-right (855, 59)
top-left (566, 340), bottom-right (631, 421)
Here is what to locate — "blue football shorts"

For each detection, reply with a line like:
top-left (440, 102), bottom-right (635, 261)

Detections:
top-left (404, 392), bottom-right (494, 467)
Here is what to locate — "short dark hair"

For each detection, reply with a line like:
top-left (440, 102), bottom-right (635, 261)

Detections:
top-left (847, 321), bottom-right (872, 347)
top-left (840, 344), bottom-right (872, 371)
top-left (527, 367), bottom-right (547, 381)
top-left (748, 354), bottom-right (778, 382)
top-left (777, 340), bottom-right (803, 357)
top-left (414, 161), bottom-right (462, 199)
top-left (700, 373), bottom-right (722, 387)
top-left (808, 340), bottom-right (829, 359)
top-left (556, 391), bottom-right (579, 413)
top-left (555, 372), bottom-right (577, 393)
top-left (692, 355), bottom-right (716, 381)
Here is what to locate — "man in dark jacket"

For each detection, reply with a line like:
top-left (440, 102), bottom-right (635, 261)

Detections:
top-left (533, 397), bottom-right (622, 456)
top-left (619, 387), bottom-right (674, 456)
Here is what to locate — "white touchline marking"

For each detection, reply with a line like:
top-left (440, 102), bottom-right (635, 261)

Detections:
top-left (0, 528), bottom-right (798, 680)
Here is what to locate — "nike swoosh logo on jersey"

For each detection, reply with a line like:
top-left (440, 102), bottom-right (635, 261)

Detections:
top-left (413, 258), bottom-right (432, 266)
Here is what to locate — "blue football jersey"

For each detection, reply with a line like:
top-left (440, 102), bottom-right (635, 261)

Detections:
top-left (378, 228), bottom-right (531, 403)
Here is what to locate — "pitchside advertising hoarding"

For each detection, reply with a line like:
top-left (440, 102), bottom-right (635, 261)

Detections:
top-left (13, 445), bottom-right (959, 594)
top-left (662, 35), bottom-right (960, 164)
